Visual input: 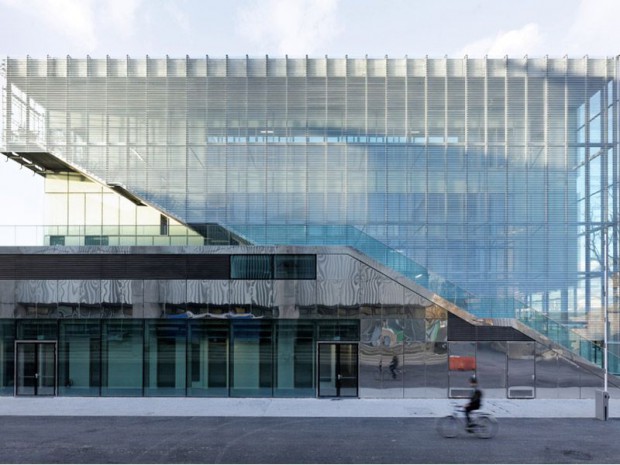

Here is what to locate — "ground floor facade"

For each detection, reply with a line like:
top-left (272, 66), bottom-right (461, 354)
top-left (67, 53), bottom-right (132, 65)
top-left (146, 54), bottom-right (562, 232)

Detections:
top-left (0, 246), bottom-right (614, 399)
top-left (0, 317), bottom-right (613, 400)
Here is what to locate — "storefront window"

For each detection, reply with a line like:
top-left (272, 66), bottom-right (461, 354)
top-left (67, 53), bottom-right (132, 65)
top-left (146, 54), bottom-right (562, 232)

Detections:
top-left (187, 321), bottom-right (229, 397)
top-left (58, 320), bottom-right (101, 396)
top-left (274, 321), bottom-right (315, 397)
top-left (230, 321), bottom-right (272, 397)
top-left (101, 320), bottom-right (143, 396)
top-left (144, 320), bottom-right (187, 396)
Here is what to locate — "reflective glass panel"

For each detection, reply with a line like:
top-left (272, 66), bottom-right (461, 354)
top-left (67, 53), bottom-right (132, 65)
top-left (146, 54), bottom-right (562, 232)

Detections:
top-left (535, 344), bottom-right (559, 398)
top-left (17, 320), bottom-right (58, 340)
top-left (144, 320), bottom-right (187, 396)
top-left (476, 342), bottom-right (506, 399)
top-left (231, 255), bottom-right (273, 279)
top-left (0, 321), bottom-right (15, 395)
top-left (187, 321), bottom-right (229, 397)
top-left (274, 321), bottom-right (315, 397)
top-left (359, 319), bottom-right (383, 397)
top-left (507, 342), bottom-right (535, 398)
top-left (380, 319), bottom-right (405, 398)
top-left (37, 343), bottom-right (56, 395)
top-left (230, 321), bottom-right (273, 397)
top-left (58, 320), bottom-right (101, 396)
top-left (317, 320), bottom-right (359, 341)
top-left (101, 320), bottom-right (143, 396)
top-left (274, 255), bottom-right (317, 280)
top-left (448, 342), bottom-right (476, 398)
top-left (318, 343), bottom-right (338, 397)
top-left (15, 343), bottom-right (35, 395)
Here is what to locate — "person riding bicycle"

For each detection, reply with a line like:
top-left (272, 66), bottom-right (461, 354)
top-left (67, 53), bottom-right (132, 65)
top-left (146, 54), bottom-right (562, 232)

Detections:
top-left (464, 375), bottom-right (482, 431)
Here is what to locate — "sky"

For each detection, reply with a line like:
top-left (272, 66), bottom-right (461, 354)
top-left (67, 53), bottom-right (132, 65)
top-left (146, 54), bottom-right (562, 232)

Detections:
top-left (1, 0), bottom-right (619, 229)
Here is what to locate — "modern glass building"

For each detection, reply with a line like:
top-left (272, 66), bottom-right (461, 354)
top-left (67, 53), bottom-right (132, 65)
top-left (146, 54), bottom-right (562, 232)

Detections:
top-left (0, 56), bottom-right (619, 398)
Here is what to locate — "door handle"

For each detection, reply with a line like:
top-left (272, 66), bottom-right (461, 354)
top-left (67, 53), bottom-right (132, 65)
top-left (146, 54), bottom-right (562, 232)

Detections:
top-left (34, 373), bottom-right (38, 379)
top-left (337, 374), bottom-right (342, 381)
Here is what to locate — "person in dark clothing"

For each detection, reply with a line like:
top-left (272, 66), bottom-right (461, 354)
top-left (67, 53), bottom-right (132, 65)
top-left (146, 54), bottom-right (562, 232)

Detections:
top-left (389, 355), bottom-right (399, 379)
top-left (465, 375), bottom-right (482, 430)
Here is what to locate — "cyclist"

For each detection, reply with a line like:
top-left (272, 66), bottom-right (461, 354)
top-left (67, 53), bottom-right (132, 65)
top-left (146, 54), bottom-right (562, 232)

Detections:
top-left (464, 375), bottom-right (482, 431)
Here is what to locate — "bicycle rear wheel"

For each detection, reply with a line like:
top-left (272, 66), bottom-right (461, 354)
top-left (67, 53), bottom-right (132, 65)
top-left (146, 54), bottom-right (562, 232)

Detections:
top-left (473, 415), bottom-right (498, 439)
top-left (436, 415), bottom-right (459, 438)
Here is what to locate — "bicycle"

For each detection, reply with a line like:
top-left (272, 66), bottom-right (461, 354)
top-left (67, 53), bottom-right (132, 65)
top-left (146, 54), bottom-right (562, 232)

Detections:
top-left (436, 404), bottom-right (498, 439)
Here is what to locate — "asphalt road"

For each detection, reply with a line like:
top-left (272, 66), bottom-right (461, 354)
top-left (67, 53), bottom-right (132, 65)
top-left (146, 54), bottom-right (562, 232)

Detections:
top-left (0, 416), bottom-right (618, 464)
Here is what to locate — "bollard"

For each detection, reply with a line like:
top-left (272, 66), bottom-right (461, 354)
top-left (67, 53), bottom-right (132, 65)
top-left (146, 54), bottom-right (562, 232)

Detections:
top-left (595, 390), bottom-right (610, 421)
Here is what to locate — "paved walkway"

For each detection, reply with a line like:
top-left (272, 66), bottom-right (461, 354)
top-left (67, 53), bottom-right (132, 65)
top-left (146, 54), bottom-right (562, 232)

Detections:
top-left (0, 396), bottom-right (617, 418)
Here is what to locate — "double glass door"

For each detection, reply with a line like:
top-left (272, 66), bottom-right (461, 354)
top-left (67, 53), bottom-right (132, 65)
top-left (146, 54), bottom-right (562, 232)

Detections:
top-left (318, 343), bottom-right (358, 397)
top-left (15, 342), bottom-right (56, 396)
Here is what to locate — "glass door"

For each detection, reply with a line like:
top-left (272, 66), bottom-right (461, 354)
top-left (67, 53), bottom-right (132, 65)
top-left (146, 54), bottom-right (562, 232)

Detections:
top-left (318, 343), bottom-right (358, 397)
top-left (15, 342), bottom-right (56, 396)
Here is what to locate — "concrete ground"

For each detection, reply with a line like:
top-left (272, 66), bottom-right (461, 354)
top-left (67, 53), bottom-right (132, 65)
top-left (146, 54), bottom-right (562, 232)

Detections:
top-left (0, 395), bottom-right (617, 418)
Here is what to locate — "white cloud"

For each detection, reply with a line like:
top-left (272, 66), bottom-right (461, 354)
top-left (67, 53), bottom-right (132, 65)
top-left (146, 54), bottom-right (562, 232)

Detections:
top-left (456, 23), bottom-right (543, 58)
top-left (0, 0), bottom-right (98, 51)
top-left (236, 0), bottom-right (341, 56)
top-left (456, 0), bottom-right (620, 59)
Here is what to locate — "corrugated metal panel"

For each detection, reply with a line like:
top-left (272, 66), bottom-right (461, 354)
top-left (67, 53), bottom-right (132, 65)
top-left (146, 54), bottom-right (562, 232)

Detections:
top-left (15, 255), bottom-right (102, 279)
top-left (0, 255), bottom-right (16, 277)
top-left (186, 255), bottom-right (230, 279)
top-left (1, 254), bottom-right (231, 280)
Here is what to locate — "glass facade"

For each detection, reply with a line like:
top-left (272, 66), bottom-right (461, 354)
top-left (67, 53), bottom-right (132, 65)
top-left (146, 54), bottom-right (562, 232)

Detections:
top-left (1, 56), bottom-right (619, 396)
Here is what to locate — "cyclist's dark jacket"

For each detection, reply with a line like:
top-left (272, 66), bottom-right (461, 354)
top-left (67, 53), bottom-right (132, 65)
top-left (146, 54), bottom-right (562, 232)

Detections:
top-left (468, 388), bottom-right (482, 410)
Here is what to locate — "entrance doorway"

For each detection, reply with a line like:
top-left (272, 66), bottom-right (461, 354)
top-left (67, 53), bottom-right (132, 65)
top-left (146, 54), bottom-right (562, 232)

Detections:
top-left (15, 341), bottom-right (56, 396)
top-left (317, 342), bottom-right (358, 397)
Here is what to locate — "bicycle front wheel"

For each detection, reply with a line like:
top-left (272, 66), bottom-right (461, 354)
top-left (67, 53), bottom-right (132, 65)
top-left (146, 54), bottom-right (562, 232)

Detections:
top-left (474, 415), bottom-right (498, 439)
top-left (436, 415), bottom-right (459, 438)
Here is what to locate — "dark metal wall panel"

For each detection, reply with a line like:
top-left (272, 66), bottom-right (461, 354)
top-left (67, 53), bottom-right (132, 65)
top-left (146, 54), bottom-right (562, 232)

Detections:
top-left (447, 313), bottom-right (477, 340)
top-left (15, 255), bottom-right (102, 279)
top-left (0, 255), bottom-right (16, 278)
top-left (476, 325), bottom-right (532, 342)
top-left (186, 255), bottom-right (230, 279)
top-left (0, 254), bottom-right (231, 280)
top-left (123, 255), bottom-right (187, 279)
top-left (448, 313), bottom-right (533, 342)
top-left (100, 254), bottom-right (127, 279)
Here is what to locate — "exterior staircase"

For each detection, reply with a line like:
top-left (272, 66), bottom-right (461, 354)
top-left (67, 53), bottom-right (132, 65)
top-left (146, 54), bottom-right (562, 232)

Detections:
top-left (227, 223), bottom-right (619, 375)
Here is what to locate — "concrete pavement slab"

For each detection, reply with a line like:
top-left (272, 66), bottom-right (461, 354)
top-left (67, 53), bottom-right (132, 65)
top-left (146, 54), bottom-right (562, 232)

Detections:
top-left (0, 396), bottom-right (618, 418)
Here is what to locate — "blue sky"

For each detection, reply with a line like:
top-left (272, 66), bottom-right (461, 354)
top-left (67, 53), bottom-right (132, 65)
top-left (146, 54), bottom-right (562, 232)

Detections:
top-left (1, 0), bottom-right (619, 227)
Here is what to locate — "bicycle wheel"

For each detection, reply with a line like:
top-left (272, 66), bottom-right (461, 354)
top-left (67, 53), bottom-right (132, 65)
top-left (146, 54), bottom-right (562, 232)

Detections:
top-left (473, 415), bottom-right (498, 439)
top-left (436, 415), bottom-right (459, 438)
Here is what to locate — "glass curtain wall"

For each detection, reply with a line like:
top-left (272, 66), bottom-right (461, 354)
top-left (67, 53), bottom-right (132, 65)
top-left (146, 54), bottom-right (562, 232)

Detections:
top-left (4, 57), bottom-right (617, 330)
